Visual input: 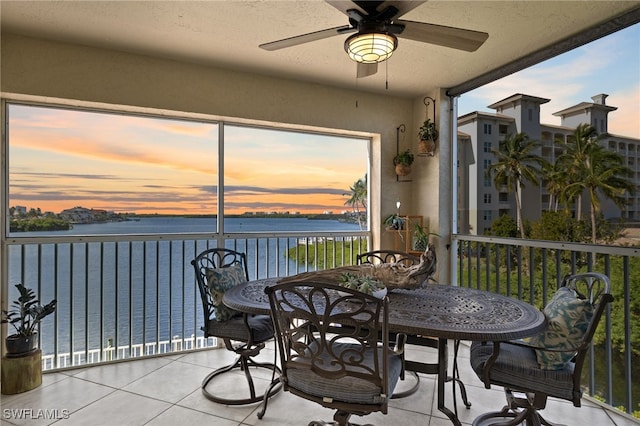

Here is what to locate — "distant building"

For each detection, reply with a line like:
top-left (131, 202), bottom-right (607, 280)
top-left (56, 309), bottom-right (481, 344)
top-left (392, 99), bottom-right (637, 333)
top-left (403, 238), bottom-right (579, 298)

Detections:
top-left (458, 93), bottom-right (639, 235)
top-left (59, 206), bottom-right (95, 223)
top-left (13, 206), bottom-right (27, 217)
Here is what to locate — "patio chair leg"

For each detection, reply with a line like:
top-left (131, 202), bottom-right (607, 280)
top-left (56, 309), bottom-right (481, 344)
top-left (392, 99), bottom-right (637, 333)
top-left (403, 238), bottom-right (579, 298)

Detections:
top-left (202, 354), bottom-right (281, 406)
top-left (256, 374), bottom-right (283, 419)
top-left (472, 389), bottom-right (566, 426)
top-left (472, 405), bottom-right (528, 426)
top-left (447, 339), bottom-right (471, 416)
top-left (391, 370), bottom-right (421, 399)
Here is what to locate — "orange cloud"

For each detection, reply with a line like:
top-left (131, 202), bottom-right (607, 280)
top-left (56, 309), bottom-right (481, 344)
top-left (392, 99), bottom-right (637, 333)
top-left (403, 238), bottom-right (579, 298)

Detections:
top-left (607, 87), bottom-right (640, 138)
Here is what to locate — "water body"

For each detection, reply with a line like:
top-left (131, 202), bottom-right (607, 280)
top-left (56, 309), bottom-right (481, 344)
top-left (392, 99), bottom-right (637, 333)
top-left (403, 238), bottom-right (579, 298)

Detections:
top-left (13, 215), bottom-right (361, 236)
top-left (7, 217), bottom-right (361, 359)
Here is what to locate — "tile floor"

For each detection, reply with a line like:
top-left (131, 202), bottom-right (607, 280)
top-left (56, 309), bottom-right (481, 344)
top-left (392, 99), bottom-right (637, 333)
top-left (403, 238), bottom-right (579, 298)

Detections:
top-left (1, 342), bottom-right (638, 426)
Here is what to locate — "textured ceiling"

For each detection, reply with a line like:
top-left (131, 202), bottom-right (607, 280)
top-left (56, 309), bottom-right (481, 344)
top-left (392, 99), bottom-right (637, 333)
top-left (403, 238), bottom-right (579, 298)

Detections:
top-left (2, 1), bottom-right (639, 98)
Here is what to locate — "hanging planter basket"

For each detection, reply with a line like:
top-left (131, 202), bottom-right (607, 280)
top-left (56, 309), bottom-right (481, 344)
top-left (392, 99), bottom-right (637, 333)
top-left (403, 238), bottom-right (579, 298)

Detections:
top-left (418, 139), bottom-right (437, 156)
top-left (393, 149), bottom-right (414, 177)
top-left (417, 97), bottom-right (438, 157)
top-left (395, 164), bottom-right (412, 176)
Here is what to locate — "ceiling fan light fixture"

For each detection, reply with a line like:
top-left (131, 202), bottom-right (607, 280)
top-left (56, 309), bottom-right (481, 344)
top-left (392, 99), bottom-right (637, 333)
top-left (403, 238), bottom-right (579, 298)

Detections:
top-left (345, 32), bottom-right (397, 64)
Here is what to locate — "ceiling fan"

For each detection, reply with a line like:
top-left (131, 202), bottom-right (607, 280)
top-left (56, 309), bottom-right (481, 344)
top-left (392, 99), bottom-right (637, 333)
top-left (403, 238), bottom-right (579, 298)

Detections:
top-left (259, 0), bottom-right (489, 78)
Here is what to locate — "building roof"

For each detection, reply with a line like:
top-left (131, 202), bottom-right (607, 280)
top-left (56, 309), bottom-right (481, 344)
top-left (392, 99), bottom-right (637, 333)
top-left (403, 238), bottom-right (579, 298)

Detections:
top-left (553, 102), bottom-right (618, 117)
top-left (458, 111), bottom-right (515, 125)
top-left (487, 93), bottom-right (551, 110)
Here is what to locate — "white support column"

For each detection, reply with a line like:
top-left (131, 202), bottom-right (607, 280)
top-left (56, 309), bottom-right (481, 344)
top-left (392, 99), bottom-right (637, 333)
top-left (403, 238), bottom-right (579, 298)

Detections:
top-left (437, 90), bottom-right (453, 285)
top-left (449, 95), bottom-right (459, 287)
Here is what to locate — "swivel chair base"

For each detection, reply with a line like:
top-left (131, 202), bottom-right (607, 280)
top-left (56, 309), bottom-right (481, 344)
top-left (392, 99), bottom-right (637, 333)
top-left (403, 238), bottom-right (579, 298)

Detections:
top-left (307, 409), bottom-right (374, 426)
top-left (202, 352), bottom-right (282, 405)
top-left (391, 370), bottom-right (420, 399)
top-left (472, 390), bottom-right (563, 426)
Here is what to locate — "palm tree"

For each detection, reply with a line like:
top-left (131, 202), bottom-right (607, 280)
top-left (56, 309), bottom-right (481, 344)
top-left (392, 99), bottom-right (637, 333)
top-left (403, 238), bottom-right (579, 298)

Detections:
top-left (542, 161), bottom-right (568, 212)
top-left (556, 124), bottom-right (600, 220)
top-left (344, 175), bottom-right (367, 229)
top-left (563, 142), bottom-right (634, 243)
top-left (486, 133), bottom-right (547, 239)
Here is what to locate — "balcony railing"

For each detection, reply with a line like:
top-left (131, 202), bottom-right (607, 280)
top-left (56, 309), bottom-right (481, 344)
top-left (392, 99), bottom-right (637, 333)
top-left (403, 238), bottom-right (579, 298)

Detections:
top-left (4, 230), bottom-right (638, 418)
top-left (454, 234), bottom-right (639, 416)
top-left (5, 231), bottom-right (369, 370)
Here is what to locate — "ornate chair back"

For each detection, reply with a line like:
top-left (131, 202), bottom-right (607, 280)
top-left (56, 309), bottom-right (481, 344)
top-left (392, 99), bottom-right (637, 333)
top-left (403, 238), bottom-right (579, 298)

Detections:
top-left (265, 281), bottom-right (402, 426)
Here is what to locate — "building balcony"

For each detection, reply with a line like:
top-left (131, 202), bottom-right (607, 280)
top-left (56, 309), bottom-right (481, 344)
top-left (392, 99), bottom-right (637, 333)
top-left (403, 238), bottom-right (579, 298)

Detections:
top-left (2, 231), bottom-right (639, 424)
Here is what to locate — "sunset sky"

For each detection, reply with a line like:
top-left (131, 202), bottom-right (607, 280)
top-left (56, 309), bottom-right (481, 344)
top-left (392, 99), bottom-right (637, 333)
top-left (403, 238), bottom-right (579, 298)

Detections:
top-left (8, 105), bottom-right (368, 215)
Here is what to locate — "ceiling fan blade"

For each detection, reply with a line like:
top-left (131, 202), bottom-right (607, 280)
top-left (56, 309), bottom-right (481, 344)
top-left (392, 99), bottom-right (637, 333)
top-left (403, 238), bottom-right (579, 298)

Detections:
top-left (259, 25), bottom-right (353, 51)
top-left (357, 62), bottom-right (378, 78)
top-left (326, 1), bottom-right (425, 20)
top-left (397, 20), bottom-right (489, 52)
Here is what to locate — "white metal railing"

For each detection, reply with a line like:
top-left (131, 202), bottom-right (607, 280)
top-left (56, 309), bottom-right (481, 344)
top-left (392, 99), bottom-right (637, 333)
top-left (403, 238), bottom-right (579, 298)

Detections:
top-left (454, 234), bottom-right (639, 416)
top-left (4, 231), bottom-right (369, 371)
top-left (4, 229), bottom-right (637, 417)
top-left (41, 335), bottom-right (217, 370)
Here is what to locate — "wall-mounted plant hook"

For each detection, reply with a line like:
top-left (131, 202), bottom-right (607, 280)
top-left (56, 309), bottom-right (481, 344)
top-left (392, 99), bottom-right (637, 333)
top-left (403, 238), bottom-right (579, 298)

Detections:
top-left (418, 96), bottom-right (438, 157)
top-left (395, 124), bottom-right (412, 182)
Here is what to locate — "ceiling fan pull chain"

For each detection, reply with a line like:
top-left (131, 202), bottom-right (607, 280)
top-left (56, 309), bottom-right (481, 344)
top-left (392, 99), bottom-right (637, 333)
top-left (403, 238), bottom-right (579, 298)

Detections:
top-left (385, 59), bottom-right (389, 90)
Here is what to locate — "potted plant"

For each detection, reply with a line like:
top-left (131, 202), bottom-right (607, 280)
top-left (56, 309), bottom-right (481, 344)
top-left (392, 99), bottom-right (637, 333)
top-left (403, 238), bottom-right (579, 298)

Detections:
top-left (413, 224), bottom-right (440, 251)
top-left (393, 149), bottom-right (414, 176)
top-left (338, 273), bottom-right (387, 299)
top-left (1, 283), bottom-right (56, 356)
top-left (417, 118), bottom-right (438, 156)
top-left (384, 213), bottom-right (405, 230)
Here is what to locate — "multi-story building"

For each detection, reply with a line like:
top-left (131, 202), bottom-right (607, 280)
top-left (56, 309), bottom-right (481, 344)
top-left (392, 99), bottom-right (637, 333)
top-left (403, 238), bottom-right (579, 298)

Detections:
top-left (458, 93), bottom-right (640, 235)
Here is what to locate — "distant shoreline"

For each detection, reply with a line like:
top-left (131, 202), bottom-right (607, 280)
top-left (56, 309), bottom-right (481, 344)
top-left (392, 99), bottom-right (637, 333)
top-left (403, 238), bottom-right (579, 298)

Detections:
top-left (9, 214), bottom-right (363, 234)
top-left (140, 212), bottom-right (355, 221)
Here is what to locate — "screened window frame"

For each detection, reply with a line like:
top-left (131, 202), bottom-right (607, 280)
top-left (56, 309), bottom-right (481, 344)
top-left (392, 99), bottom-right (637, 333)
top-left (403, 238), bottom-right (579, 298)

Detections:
top-left (2, 97), bottom-right (373, 239)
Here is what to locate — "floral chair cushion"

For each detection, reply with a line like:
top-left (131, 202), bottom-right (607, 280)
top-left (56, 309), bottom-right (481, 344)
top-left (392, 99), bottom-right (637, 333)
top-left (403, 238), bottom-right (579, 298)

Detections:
top-left (527, 286), bottom-right (594, 370)
top-left (206, 263), bottom-right (247, 322)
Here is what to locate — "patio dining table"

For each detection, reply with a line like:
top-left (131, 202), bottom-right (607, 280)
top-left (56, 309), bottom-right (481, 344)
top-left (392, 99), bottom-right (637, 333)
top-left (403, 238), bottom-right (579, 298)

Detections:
top-left (223, 278), bottom-right (546, 426)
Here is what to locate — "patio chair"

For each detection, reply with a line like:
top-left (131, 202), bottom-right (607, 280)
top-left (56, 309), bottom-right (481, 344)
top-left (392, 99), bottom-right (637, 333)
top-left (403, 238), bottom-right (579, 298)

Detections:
top-left (356, 249), bottom-right (470, 409)
top-left (264, 281), bottom-right (404, 426)
top-left (191, 248), bottom-right (281, 405)
top-left (470, 272), bottom-right (613, 426)
top-left (356, 249), bottom-right (420, 267)
top-left (356, 249), bottom-right (423, 399)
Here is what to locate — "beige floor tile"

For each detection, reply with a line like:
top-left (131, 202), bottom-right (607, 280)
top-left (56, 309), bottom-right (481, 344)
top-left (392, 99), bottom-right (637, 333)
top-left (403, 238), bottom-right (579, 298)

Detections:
top-left (67, 357), bottom-right (173, 389)
top-left (145, 405), bottom-right (238, 426)
top-left (122, 359), bottom-right (210, 403)
top-left (605, 409), bottom-right (640, 426)
top-left (242, 391), bottom-right (339, 426)
top-left (2, 343), bottom-right (630, 426)
top-left (0, 377), bottom-right (115, 426)
top-left (172, 348), bottom-right (238, 369)
top-left (176, 387), bottom-right (259, 423)
top-left (53, 390), bottom-right (170, 426)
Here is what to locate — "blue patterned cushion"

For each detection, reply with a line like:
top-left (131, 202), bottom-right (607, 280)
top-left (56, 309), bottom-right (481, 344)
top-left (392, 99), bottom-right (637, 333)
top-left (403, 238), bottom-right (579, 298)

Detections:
top-left (528, 286), bottom-right (594, 370)
top-left (206, 263), bottom-right (247, 322)
top-left (470, 341), bottom-right (577, 401)
top-left (286, 341), bottom-right (402, 404)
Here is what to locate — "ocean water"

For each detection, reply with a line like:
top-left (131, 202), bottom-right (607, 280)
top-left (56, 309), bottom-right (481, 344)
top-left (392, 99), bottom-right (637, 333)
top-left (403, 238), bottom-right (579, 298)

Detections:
top-left (12, 215), bottom-right (361, 236)
top-left (7, 216), bottom-right (362, 357)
